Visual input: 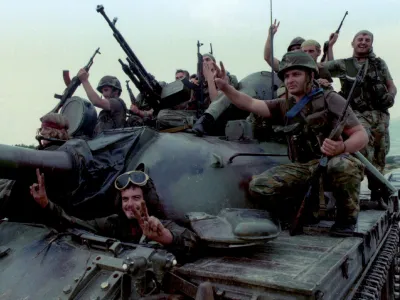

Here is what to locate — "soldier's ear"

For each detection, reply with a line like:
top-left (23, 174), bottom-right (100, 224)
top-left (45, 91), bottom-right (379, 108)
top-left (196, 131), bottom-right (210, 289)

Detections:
top-left (351, 40), bottom-right (355, 48)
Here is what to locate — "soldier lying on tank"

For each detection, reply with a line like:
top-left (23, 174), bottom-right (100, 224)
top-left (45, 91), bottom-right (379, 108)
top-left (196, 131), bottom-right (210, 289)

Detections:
top-left (322, 30), bottom-right (397, 206)
top-left (0, 113), bottom-right (70, 222)
top-left (29, 169), bottom-right (198, 255)
top-left (212, 51), bottom-right (369, 236)
top-left (36, 113), bottom-right (70, 150)
top-left (77, 70), bottom-right (128, 136)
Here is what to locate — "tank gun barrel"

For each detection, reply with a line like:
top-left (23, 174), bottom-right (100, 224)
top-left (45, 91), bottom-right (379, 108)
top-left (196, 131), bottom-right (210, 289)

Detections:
top-left (0, 144), bottom-right (73, 180)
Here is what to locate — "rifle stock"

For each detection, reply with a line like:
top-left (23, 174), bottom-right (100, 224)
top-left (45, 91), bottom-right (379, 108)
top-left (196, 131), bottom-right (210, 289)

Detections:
top-left (49, 47), bottom-right (101, 114)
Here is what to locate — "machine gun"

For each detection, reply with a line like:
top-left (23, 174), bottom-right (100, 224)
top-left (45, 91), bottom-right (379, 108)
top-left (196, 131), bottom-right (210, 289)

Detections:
top-left (96, 5), bottom-right (191, 115)
top-left (290, 62), bottom-right (365, 236)
top-left (50, 47), bottom-right (101, 114)
top-left (125, 80), bottom-right (137, 105)
top-left (321, 11), bottom-right (348, 62)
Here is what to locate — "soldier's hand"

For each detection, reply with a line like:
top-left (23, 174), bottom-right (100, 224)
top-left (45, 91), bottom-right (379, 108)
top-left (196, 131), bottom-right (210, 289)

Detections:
top-left (134, 201), bottom-right (173, 244)
top-left (328, 33), bottom-right (339, 47)
top-left (130, 104), bottom-right (140, 114)
top-left (269, 19), bottom-right (280, 36)
top-left (77, 69), bottom-right (89, 82)
top-left (317, 78), bottom-right (331, 88)
top-left (29, 168), bottom-right (49, 208)
top-left (203, 62), bottom-right (215, 81)
top-left (321, 137), bottom-right (345, 157)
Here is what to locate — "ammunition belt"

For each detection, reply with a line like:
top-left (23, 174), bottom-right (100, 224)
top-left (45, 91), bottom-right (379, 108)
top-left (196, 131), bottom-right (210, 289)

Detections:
top-left (353, 223), bottom-right (400, 300)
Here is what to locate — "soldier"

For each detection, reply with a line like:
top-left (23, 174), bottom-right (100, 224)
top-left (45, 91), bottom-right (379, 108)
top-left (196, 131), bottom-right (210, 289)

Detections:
top-left (78, 70), bottom-right (128, 136)
top-left (212, 51), bottom-right (368, 236)
top-left (1, 113), bottom-right (71, 222)
top-left (175, 69), bottom-right (190, 80)
top-left (192, 53), bottom-right (239, 136)
top-left (301, 39), bottom-right (334, 88)
top-left (30, 169), bottom-right (198, 255)
top-left (36, 113), bottom-right (70, 150)
top-left (323, 30), bottom-right (397, 203)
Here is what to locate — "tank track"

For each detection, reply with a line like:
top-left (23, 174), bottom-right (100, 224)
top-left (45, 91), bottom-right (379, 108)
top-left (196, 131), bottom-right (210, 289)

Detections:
top-left (353, 223), bottom-right (400, 300)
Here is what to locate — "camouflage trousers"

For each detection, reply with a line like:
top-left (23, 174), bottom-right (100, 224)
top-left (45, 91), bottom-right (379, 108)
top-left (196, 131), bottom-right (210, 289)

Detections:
top-left (355, 110), bottom-right (389, 190)
top-left (249, 154), bottom-right (365, 221)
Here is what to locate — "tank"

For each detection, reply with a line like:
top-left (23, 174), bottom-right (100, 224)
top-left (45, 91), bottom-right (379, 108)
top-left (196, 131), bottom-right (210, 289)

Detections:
top-left (1, 44), bottom-right (400, 300)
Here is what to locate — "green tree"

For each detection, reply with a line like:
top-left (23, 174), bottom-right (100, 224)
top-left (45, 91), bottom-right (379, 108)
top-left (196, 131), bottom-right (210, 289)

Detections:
top-left (14, 144), bottom-right (36, 149)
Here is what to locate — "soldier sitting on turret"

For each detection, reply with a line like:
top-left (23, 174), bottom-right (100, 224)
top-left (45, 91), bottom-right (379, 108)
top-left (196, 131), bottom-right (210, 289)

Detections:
top-left (29, 169), bottom-right (198, 256)
top-left (78, 70), bottom-right (128, 136)
top-left (212, 51), bottom-right (369, 236)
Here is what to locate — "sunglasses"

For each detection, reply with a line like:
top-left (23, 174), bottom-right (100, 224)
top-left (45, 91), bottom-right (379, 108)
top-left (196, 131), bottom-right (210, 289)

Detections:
top-left (114, 170), bottom-right (149, 190)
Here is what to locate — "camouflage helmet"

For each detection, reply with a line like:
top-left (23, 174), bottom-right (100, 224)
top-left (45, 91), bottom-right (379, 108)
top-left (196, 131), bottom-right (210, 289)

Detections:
top-left (277, 51), bottom-right (319, 80)
top-left (97, 76), bottom-right (122, 93)
top-left (287, 37), bottom-right (305, 52)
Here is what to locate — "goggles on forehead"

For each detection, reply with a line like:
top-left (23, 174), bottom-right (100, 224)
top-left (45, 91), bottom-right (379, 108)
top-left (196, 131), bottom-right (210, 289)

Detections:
top-left (114, 170), bottom-right (149, 190)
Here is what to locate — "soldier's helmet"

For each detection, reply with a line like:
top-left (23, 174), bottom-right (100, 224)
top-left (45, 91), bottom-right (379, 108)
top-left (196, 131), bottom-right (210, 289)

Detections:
top-left (277, 51), bottom-right (319, 81)
top-left (97, 76), bottom-right (122, 93)
top-left (287, 37), bottom-right (305, 52)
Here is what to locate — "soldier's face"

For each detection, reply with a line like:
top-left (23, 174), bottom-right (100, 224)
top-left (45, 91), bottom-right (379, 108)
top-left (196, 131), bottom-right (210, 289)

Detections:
top-left (301, 45), bottom-right (320, 61)
top-left (101, 86), bottom-right (113, 98)
top-left (175, 72), bottom-right (186, 80)
top-left (284, 69), bottom-right (309, 96)
top-left (352, 34), bottom-right (372, 55)
top-left (121, 186), bottom-right (145, 219)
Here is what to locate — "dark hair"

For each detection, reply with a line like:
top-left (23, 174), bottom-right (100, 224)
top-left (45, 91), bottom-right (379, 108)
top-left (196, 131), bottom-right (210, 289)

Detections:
top-left (190, 74), bottom-right (198, 79)
top-left (176, 69), bottom-right (190, 78)
top-left (115, 180), bottom-right (166, 219)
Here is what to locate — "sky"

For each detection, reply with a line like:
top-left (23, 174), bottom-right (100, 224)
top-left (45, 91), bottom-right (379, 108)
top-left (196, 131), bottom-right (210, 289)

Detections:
top-left (1, 0), bottom-right (400, 146)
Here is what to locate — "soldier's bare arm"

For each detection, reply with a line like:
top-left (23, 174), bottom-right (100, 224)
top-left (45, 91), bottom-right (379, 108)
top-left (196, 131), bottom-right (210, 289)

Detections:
top-left (263, 20), bottom-right (280, 72)
top-left (78, 69), bottom-right (111, 111)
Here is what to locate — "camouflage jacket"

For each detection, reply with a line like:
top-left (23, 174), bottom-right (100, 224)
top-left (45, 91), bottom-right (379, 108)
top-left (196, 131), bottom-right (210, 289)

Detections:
top-left (94, 97), bottom-right (128, 135)
top-left (44, 200), bottom-right (198, 255)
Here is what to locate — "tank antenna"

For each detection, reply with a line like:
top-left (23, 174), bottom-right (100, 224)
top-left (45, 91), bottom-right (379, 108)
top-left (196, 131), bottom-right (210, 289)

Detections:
top-left (269, 0), bottom-right (275, 99)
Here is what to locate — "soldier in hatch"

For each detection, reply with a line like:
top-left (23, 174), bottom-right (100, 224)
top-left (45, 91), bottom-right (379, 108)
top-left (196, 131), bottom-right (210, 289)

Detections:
top-left (323, 30), bottom-right (397, 204)
top-left (175, 69), bottom-right (190, 81)
top-left (29, 169), bottom-right (198, 255)
top-left (78, 70), bottom-right (128, 136)
top-left (212, 51), bottom-right (368, 236)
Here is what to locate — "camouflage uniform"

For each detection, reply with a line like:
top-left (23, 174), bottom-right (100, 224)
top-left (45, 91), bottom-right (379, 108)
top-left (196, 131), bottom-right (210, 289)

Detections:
top-left (323, 44), bottom-right (394, 194)
top-left (249, 51), bottom-right (365, 230)
top-left (94, 76), bottom-right (128, 135)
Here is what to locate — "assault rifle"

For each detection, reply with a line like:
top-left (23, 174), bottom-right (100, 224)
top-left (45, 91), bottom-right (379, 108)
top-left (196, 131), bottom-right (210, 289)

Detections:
top-left (96, 5), bottom-right (191, 114)
top-left (196, 40), bottom-right (205, 117)
top-left (321, 11), bottom-right (348, 63)
top-left (290, 62), bottom-right (366, 236)
top-left (210, 43), bottom-right (213, 55)
top-left (125, 80), bottom-right (137, 105)
top-left (50, 47), bottom-right (101, 114)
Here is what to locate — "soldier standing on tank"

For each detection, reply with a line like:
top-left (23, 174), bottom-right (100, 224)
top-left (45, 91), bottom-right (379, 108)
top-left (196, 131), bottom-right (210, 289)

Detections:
top-left (78, 69), bottom-right (128, 136)
top-left (212, 51), bottom-right (369, 236)
top-left (29, 169), bottom-right (198, 256)
top-left (322, 30), bottom-right (397, 204)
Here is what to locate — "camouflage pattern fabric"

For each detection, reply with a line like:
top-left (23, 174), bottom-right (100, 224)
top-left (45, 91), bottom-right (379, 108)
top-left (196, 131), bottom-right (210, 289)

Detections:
top-left (249, 154), bottom-right (365, 222)
top-left (356, 110), bottom-right (389, 189)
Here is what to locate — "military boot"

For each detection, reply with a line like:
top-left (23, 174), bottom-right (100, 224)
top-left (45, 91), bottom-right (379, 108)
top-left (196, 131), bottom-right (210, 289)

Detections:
top-left (370, 189), bottom-right (388, 211)
top-left (192, 113), bottom-right (215, 137)
top-left (330, 217), bottom-right (357, 237)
